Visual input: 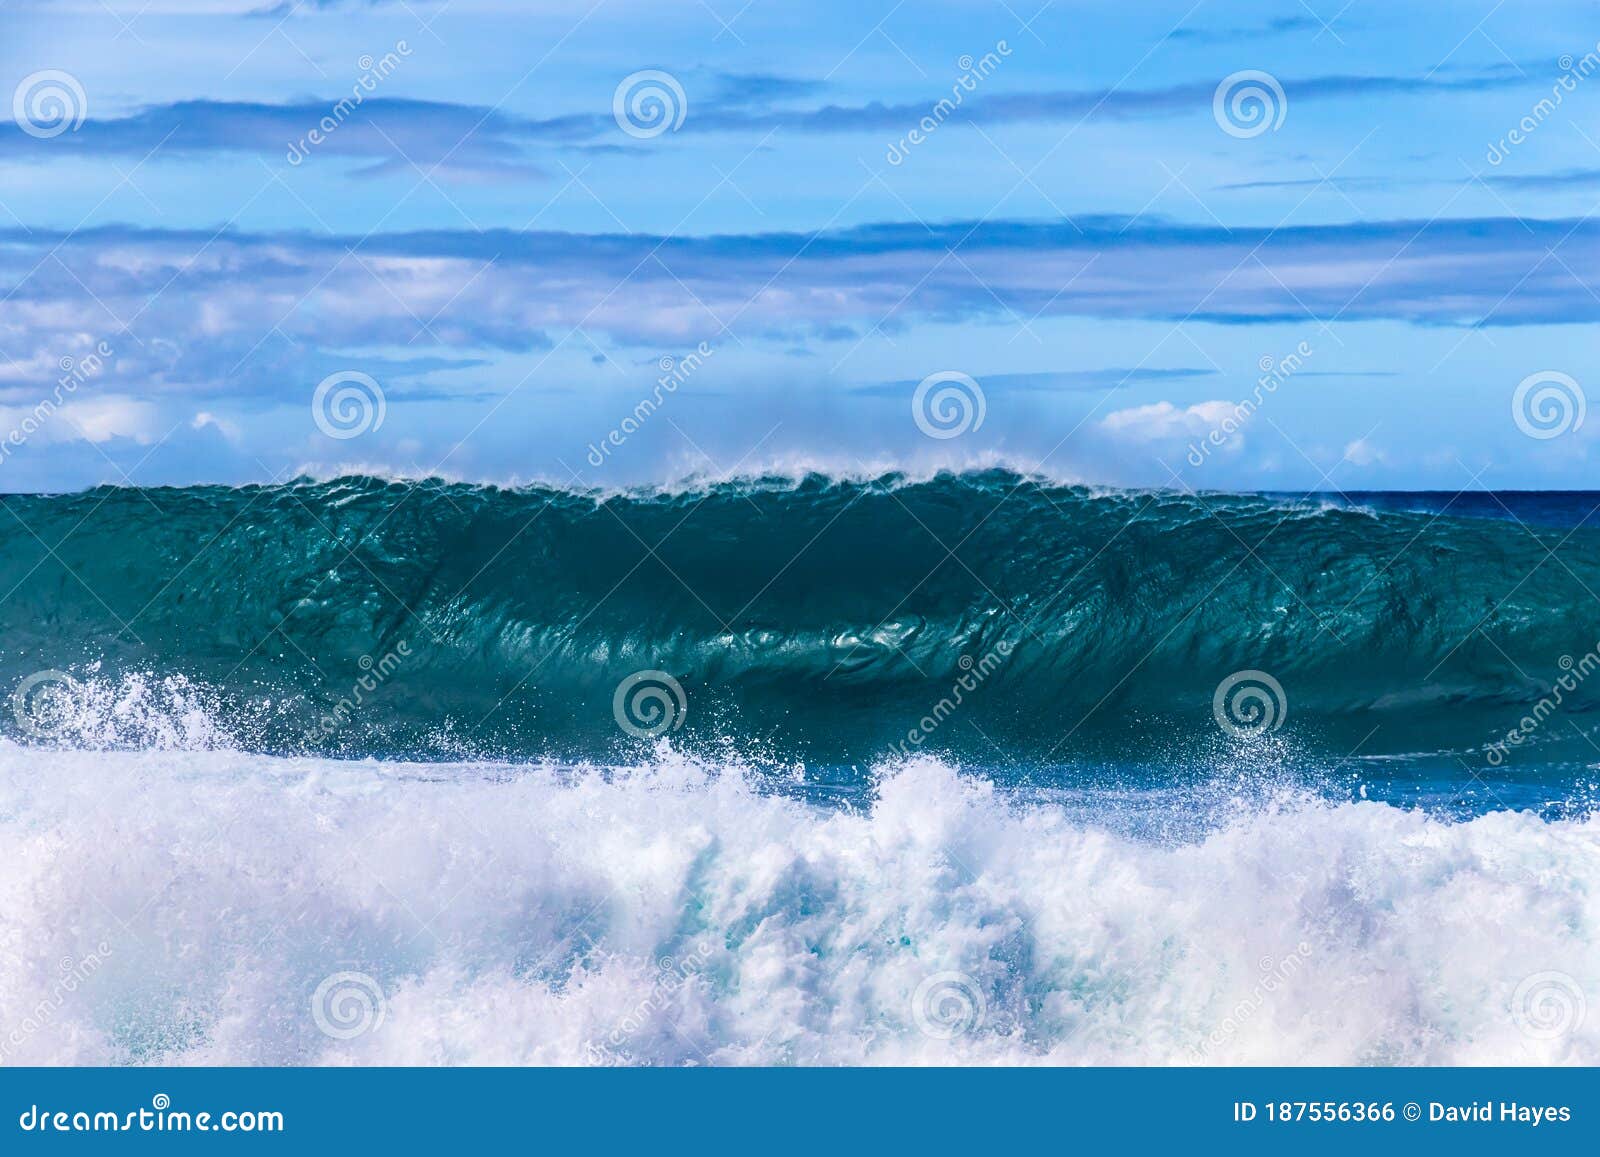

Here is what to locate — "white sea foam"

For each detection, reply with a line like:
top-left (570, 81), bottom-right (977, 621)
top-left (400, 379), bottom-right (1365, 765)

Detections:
top-left (0, 746), bottom-right (1595, 1066)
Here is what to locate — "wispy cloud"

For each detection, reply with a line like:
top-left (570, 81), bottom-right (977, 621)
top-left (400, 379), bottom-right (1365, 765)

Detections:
top-left (1, 68), bottom-right (1534, 178)
top-left (854, 367), bottom-right (1218, 396)
top-left (1170, 15), bottom-right (1327, 42)
top-left (1486, 167), bottom-right (1600, 191)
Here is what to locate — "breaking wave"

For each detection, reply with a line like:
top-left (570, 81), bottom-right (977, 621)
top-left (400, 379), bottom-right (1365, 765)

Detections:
top-left (2, 471), bottom-right (1599, 772)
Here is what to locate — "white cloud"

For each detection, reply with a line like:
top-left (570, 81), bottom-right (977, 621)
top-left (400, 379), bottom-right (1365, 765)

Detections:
top-left (192, 411), bottom-right (242, 441)
top-left (1102, 400), bottom-right (1241, 441)
top-left (59, 397), bottom-right (160, 444)
top-left (1342, 437), bottom-right (1386, 466)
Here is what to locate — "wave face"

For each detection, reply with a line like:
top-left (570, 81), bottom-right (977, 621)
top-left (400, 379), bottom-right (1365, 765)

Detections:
top-left (3, 472), bottom-right (1600, 783)
top-left (1, 753), bottom-right (1595, 1066)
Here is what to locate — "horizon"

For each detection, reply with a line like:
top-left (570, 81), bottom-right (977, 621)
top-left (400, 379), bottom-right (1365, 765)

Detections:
top-left (11, 461), bottom-right (1600, 499)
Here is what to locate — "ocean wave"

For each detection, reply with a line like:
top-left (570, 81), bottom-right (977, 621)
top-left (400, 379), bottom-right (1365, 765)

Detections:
top-left (2, 471), bottom-right (1598, 767)
top-left (0, 751), bottom-right (1593, 1066)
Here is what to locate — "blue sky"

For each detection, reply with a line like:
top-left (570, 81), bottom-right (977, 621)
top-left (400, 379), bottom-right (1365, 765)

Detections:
top-left (1, 0), bottom-right (1598, 492)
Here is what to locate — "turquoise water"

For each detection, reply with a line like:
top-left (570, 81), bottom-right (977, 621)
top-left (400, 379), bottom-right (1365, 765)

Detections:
top-left (2, 471), bottom-right (1597, 812)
